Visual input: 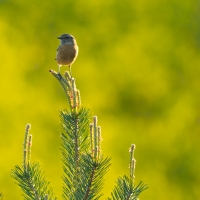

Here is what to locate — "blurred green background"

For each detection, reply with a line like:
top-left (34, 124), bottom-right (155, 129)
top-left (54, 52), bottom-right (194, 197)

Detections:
top-left (0, 0), bottom-right (200, 199)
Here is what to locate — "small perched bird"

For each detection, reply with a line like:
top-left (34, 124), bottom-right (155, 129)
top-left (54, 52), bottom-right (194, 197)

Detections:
top-left (55, 33), bottom-right (78, 76)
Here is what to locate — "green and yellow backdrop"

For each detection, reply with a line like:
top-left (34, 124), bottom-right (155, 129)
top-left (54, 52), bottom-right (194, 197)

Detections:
top-left (0, 0), bottom-right (200, 199)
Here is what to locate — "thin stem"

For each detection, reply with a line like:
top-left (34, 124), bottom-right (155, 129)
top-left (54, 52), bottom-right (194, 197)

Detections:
top-left (83, 164), bottom-right (97, 200)
top-left (61, 76), bottom-right (72, 90)
top-left (97, 126), bottom-right (101, 160)
top-left (50, 70), bottom-right (81, 112)
top-left (129, 144), bottom-right (136, 180)
top-left (27, 135), bottom-right (32, 166)
top-left (64, 71), bottom-right (72, 84)
top-left (49, 70), bottom-right (73, 111)
top-left (23, 126), bottom-right (40, 199)
top-left (23, 124), bottom-right (31, 171)
top-left (73, 115), bottom-right (80, 186)
top-left (76, 90), bottom-right (81, 108)
top-left (93, 116), bottom-right (98, 160)
top-left (71, 78), bottom-right (77, 112)
top-left (90, 124), bottom-right (94, 157)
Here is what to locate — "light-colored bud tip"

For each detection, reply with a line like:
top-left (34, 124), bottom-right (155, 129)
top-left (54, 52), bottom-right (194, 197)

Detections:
top-left (26, 124), bottom-right (31, 131)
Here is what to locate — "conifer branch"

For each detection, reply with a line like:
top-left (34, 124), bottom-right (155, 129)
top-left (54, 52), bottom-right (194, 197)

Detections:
top-left (11, 124), bottom-right (56, 200)
top-left (50, 71), bottom-right (111, 199)
top-left (108, 144), bottom-right (148, 200)
top-left (60, 107), bottom-right (92, 199)
top-left (11, 69), bottom-right (147, 200)
top-left (79, 115), bottom-right (110, 200)
top-left (83, 161), bottom-right (96, 200)
top-left (49, 70), bottom-right (81, 112)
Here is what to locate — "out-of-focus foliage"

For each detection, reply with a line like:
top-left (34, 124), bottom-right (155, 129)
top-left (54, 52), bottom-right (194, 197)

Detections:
top-left (0, 0), bottom-right (200, 199)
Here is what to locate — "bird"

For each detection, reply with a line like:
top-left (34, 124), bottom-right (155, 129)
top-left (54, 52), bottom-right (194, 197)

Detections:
top-left (55, 33), bottom-right (78, 76)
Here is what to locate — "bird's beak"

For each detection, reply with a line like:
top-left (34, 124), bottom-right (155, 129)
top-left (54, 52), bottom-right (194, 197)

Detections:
top-left (57, 36), bottom-right (61, 39)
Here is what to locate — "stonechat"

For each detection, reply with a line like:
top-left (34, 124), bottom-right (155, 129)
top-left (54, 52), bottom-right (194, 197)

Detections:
top-left (56, 33), bottom-right (78, 76)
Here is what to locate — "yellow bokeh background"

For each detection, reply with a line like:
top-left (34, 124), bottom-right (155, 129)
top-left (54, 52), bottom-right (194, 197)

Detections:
top-left (1, 0), bottom-right (200, 199)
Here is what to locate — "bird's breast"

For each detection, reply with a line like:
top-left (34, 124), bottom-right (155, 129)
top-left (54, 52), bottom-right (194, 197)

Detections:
top-left (56, 44), bottom-right (78, 65)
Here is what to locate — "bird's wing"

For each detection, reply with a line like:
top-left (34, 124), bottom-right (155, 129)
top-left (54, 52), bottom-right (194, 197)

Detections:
top-left (55, 46), bottom-right (61, 60)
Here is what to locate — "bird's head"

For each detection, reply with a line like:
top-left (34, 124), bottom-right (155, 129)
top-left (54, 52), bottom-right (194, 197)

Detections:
top-left (57, 34), bottom-right (76, 45)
